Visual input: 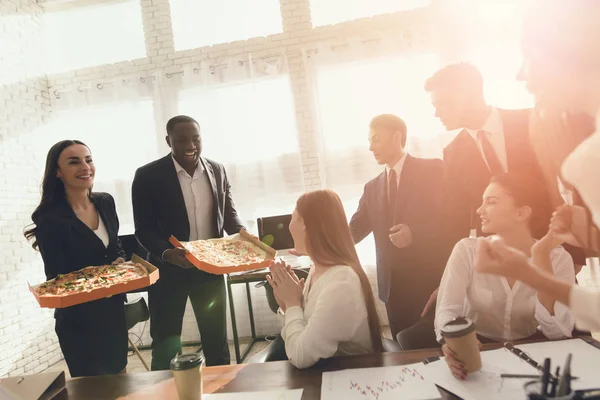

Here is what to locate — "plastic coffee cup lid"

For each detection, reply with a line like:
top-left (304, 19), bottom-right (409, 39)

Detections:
top-left (170, 353), bottom-right (204, 371)
top-left (441, 317), bottom-right (476, 338)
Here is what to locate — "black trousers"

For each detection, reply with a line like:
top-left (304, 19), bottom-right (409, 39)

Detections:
top-left (55, 296), bottom-right (128, 377)
top-left (149, 271), bottom-right (230, 370)
top-left (385, 276), bottom-right (433, 339)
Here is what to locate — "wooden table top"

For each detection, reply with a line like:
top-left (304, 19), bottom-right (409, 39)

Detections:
top-left (65, 345), bottom-right (504, 400)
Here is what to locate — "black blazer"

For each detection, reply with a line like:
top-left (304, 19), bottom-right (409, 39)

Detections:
top-left (443, 109), bottom-right (544, 244)
top-left (35, 192), bottom-right (126, 281)
top-left (132, 155), bottom-right (245, 276)
top-left (349, 155), bottom-right (445, 303)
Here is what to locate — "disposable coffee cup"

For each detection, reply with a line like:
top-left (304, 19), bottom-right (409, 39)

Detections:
top-left (441, 317), bottom-right (481, 372)
top-left (170, 353), bottom-right (204, 400)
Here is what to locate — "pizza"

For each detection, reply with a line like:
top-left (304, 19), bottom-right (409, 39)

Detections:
top-left (36, 262), bottom-right (148, 296)
top-left (183, 239), bottom-right (268, 267)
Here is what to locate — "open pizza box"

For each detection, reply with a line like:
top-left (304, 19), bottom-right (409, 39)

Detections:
top-left (28, 254), bottom-right (160, 309)
top-left (168, 229), bottom-right (277, 275)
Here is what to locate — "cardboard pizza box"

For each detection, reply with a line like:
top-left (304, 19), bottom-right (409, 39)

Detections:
top-left (0, 370), bottom-right (66, 400)
top-left (28, 254), bottom-right (160, 309)
top-left (168, 229), bottom-right (277, 275)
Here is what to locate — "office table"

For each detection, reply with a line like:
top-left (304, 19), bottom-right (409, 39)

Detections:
top-left (57, 336), bottom-right (600, 399)
top-left (66, 345), bottom-right (456, 400)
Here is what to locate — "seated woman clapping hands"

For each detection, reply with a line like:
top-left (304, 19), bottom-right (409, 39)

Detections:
top-left (266, 189), bottom-right (384, 369)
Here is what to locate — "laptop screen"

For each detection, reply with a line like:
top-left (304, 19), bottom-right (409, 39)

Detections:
top-left (257, 214), bottom-right (294, 251)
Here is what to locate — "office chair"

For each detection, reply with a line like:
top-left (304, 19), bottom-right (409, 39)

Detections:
top-left (125, 297), bottom-right (150, 371)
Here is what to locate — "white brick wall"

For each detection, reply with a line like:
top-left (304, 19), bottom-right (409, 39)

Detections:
top-left (0, 0), bottom-right (437, 375)
top-left (0, 0), bottom-right (61, 378)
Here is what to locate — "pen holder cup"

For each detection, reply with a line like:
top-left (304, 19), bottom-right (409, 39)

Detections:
top-left (525, 380), bottom-right (576, 400)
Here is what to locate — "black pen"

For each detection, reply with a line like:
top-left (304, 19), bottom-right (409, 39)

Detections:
top-left (551, 366), bottom-right (560, 397)
top-left (541, 358), bottom-right (551, 396)
top-left (557, 353), bottom-right (572, 396)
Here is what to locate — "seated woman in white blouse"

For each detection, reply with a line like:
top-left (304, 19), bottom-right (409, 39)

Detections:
top-left (435, 174), bottom-right (575, 357)
top-left (266, 189), bottom-right (384, 369)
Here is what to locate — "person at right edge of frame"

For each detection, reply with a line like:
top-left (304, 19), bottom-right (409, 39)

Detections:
top-left (406, 63), bottom-right (591, 349)
top-left (349, 114), bottom-right (446, 342)
top-left (132, 115), bottom-right (245, 369)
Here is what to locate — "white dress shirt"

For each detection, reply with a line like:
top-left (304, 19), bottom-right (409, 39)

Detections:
top-left (435, 238), bottom-right (575, 342)
top-left (562, 111), bottom-right (600, 331)
top-left (172, 156), bottom-right (214, 241)
top-left (281, 265), bottom-right (374, 369)
top-left (465, 107), bottom-right (508, 173)
top-left (93, 215), bottom-right (109, 248)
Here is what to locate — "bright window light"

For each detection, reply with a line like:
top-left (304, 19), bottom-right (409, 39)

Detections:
top-left (42, 0), bottom-right (145, 74)
top-left (316, 53), bottom-right (443, 155)
top-left (310, 0), bottom-right (430, 27)
top-left (170, 0), bottom-right (283, 51)
top-left (468, 43), bottom-right (534, 110)
top-left (178, 77), bottom-right (299, 164)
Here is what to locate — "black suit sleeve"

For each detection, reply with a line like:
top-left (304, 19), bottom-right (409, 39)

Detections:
top-left (106, 194), bottom-right (127, 260)
top-left (36, 222), bottom-right (68, 280)
top-left (408, 159), bottom-right (445, 251)
top-left (132, 169), bottom-right (172, 258)
top-left (221, 167), bottom-right (245, 235)
top-left (349, 185), bottom-right (372, 244)
top-left (442, 148), bottom-right (472, 251)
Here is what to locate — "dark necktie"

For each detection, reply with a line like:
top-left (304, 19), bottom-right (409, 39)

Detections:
top-left (477, 130), bottom-right (504, 175)
top-left (388, 168), bottom-right (398, 221)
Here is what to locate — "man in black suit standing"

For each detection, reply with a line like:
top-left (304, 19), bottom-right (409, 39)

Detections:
top-left (420, 63), bottom-right (585, 317)
top-left (349, 114), bottom-right (445, 339)
top-left (132, 115), bottom-right (245, 369)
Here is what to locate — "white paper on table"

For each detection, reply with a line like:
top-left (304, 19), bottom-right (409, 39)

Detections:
top-left (320, 363), bottom-right (440, 400)
top-left (424, 350), bottom-right (534, 400)
top-left (425, 340), bottom-right (600, 400)
top-left (204, 388), bottom-right (303, 400)
top-left (514, 339), bottom-right (600, 390)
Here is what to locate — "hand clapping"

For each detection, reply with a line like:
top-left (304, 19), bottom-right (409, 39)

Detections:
top-left (266, 260), bottom-right (305, 310)
top-left (549, 205), bottom-right (590, 248)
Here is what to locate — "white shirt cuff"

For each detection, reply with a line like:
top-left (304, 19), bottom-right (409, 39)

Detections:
top-left (284, 306), bottom-right (303, 323)
top-left (570, 285), bottom-right (600, 332)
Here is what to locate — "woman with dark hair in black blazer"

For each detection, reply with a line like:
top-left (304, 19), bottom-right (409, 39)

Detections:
top-left (24, 140), bottom-right (128, 377)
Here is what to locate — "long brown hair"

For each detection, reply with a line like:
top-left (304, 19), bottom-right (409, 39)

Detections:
top-left (295, 189), bottom-right (384, 352)
top-left (24, 140), bottom-right (91, 250)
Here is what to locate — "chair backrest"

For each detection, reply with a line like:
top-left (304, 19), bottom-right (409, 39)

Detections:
top-left (382, 337), bottom-right (402, 352)
top-left (257, 214), bottom-right (294, 251)
top-left (125, 297), bottom-right (150, 331)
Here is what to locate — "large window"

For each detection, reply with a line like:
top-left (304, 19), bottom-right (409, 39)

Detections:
top-left (170, 0), bottom-right (283, 51)
top-left (177, 76), bottom-right (304, 231)
top-left (42, 0), bottom-right (146, 74)
top-left (310, 0), bottom-right (430, 27)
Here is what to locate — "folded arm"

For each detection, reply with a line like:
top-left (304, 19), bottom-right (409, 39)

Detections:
top-left (349, 188), bottom-right (372, 244)
top-left (533, 249), bottom-right (575, 338)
